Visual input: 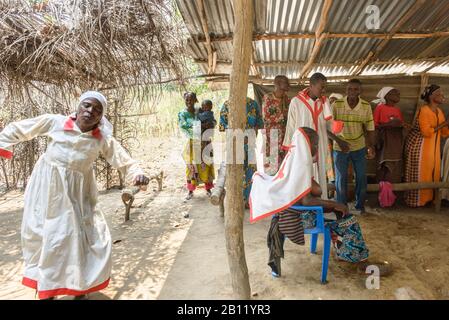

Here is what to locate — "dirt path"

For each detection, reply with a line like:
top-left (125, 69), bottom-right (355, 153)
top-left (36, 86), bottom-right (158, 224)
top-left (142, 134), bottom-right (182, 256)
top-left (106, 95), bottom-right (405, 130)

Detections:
top-left (1, 137), bottom-right (449, 300)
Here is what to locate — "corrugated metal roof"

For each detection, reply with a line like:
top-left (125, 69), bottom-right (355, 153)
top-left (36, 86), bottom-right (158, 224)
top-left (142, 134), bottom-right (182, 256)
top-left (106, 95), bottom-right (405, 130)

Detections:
top-left (176, 0), bottom-right (449, 80)
top-left (254, 38), bottom-right (314, 62)
top-left (326, 0), bottom-right (416, 33)
top-left (399, 0), bottom-right (449, 32)
top-left (317, 38), bottom-right (382, 64)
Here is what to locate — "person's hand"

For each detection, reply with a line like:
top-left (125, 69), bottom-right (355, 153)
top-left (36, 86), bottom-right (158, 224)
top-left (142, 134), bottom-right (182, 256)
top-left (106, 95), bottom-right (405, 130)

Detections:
top-left (388, 117), bottom-right (403, 127)
top-left (338, 140), bottom-right (350, 153)
top-left (134, 175), bottom-right (150, 190)
top-left (403, 122), bottom-right (412, 130)
top-left (366, 147), bottom-right (376, 160)
top-left (334, 203), bottom-right (349, 216)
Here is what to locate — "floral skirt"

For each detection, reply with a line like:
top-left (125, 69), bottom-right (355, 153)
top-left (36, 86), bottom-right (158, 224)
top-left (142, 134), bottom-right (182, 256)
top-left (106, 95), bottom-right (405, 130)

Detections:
top-left (301, 212), bottom-right (369, 263)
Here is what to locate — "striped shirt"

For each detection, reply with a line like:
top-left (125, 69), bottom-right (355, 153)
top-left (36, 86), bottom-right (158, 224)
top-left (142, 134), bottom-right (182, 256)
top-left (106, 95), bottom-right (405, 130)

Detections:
top-left (332, 97), bottom-right (375, 152)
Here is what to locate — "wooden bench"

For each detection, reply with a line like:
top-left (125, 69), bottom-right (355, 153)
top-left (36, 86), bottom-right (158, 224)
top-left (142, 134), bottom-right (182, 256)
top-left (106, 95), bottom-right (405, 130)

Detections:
top-left (363, 181), bottom-right (449, 214)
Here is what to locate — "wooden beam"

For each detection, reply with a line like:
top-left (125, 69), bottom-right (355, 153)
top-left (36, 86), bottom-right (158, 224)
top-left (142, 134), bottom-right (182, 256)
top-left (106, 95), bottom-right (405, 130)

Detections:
top-left (420, 54), bottom-right (449, 74)
top-left (196, 31), bottom-right (449, 43)
top-left (300, 0), bottom-right (333, 79)
top-left (225, 0), bottom-right (253, 300)
top-left (194, 56), bottom-right (448, 69)
top-left (364, 181), bottom-right (449, 192)
top-left (353, 0), bottom-right (426, 76)
top-left (417, 38), bottom-right (448, 59)
top-left (196, 0), bottom-right (215, 74)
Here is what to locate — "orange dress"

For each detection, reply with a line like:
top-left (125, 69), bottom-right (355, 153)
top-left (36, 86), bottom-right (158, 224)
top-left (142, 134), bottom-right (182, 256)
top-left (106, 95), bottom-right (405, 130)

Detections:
top-left (404, 106), bottom-right (449, 207)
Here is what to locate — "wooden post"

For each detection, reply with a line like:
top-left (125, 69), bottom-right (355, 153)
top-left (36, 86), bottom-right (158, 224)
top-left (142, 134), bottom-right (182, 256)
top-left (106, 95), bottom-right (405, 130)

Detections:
top-left (413, 74), bottom-right (428, 122)
top-left (224, 0), bottom-right (253, 299)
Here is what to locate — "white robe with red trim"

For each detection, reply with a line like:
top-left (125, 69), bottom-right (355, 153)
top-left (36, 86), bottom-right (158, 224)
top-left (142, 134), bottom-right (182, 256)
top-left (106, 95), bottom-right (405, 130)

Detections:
top-left (249, 128), bottom-right (313, 222)
top-left (0, 114), bottom-right (143, 298)
top-left (282, 90), bottom-right (333, 199)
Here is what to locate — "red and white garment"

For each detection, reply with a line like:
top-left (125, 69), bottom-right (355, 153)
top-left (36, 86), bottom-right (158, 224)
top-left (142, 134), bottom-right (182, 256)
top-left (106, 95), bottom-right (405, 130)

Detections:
top-left (0, 114), bottom-right (143, 299)
top-left (282, 89), bottom-right (333, 199)
top-left (249, 128), bottom-right (313, 223)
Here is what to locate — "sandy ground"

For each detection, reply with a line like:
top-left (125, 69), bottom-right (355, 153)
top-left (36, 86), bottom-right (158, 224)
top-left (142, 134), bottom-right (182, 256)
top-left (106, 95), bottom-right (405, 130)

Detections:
top-left (1, 136), bottom-right (449, 300)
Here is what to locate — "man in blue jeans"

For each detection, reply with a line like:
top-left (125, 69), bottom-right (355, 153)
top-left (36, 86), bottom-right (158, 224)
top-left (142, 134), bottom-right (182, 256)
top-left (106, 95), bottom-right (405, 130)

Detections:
top-left (332, 79), bottom-right (376, 214)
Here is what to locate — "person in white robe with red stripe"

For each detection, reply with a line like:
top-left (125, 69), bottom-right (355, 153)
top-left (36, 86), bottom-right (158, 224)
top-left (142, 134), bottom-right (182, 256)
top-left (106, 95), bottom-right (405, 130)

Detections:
top-left (283, 73), bottom-right (350, 200)
top-left (0, 91), bottom-right (150, 299)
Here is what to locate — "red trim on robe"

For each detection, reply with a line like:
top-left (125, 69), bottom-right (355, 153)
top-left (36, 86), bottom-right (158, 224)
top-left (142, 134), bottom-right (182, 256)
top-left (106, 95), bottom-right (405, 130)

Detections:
top-left (0, 148), bottom-right (13, 159)
top-left (249, 187), bottom-right (312, 223)
top-left (63, 116), bottom-right (103, 140)
top-left (22, 276), bottom-right (110, 299)
top-left (249, 128), bottom-right (313, 223)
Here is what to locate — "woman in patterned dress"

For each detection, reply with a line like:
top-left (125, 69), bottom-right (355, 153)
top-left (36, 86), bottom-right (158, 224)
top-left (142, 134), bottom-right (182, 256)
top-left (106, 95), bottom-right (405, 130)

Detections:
top-left (404, 85), bottom-right (449, 207)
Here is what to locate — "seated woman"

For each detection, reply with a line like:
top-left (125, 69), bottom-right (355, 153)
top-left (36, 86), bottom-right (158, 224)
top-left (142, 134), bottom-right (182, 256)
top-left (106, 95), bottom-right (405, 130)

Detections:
top-left (252, 127), bottom-right (370, 276)
top-left (297, 177), bottom-right (369, 264)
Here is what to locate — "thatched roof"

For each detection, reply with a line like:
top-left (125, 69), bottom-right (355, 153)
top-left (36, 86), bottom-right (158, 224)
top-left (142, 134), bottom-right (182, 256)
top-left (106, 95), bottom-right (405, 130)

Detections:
top-left (177, 0), bottom-right (449, 84)
top-left (0, 0), bottom-right (187, 96)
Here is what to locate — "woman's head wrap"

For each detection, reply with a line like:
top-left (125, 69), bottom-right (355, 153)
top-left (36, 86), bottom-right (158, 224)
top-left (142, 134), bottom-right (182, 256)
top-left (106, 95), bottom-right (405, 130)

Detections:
top-left (329, 93), bottom-right (343, 101)
top-left (421, 84), bottom-right (441, 103)
top-left (372, 87), bottom-right (395, 105)
top-left (183, 92), bottom-right (198, 103)
top-left (78, 90), bottom-right (113, 136)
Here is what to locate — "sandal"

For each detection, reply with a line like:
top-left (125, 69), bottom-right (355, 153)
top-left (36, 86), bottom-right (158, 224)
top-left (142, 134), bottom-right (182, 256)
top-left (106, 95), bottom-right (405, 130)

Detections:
top-left (185, 191), bottom-right (193, 200)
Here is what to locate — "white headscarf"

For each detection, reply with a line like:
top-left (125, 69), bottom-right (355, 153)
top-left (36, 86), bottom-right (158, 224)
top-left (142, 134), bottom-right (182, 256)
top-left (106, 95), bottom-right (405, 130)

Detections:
top-left (78, 91), bottom-right (113, 136)
top-left (329, 93), bottom-right (343, 101)
top-left (372, 87), bottom-right (395, 105)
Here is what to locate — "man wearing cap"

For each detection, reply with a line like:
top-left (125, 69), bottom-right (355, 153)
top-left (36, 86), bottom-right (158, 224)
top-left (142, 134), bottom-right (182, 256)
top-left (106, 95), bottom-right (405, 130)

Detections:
top-left (0, 91), bottom-right (150, 299)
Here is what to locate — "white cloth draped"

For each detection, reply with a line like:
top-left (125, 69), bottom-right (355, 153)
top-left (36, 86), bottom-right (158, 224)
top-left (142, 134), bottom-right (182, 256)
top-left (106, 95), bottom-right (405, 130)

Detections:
top-left (249, 128), bottom-right (313, 222)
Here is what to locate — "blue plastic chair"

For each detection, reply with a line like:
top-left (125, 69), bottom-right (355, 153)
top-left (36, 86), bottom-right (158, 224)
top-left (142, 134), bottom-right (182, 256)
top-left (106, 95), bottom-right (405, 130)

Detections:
top-left (290, 205), bottom-right (331, 284)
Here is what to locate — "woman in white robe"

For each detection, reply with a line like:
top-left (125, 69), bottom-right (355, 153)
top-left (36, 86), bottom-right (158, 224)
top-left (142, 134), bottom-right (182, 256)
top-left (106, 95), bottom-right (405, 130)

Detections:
top-left (0, 91), bottom-right (149, 299)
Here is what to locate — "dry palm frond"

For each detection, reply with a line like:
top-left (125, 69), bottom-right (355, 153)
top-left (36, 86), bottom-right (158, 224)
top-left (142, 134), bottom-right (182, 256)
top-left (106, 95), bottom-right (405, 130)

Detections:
top-left (0, 0), bottom-right (189, 191)
top-left (0, 0), bottom-right (188, 97)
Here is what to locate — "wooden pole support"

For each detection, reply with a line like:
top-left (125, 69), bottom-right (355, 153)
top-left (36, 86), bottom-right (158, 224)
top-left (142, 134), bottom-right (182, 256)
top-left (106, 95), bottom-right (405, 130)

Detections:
top-left (225, 0), bottom-right (253, 299)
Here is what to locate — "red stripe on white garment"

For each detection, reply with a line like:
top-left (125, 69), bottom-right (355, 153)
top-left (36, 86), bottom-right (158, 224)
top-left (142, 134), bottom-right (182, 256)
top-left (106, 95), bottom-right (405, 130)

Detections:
top-left (0, 148), bottom-right (13, 159)
top-left (249, 187), bottom-right (312, 223)
top-left (22, 277), bottom-right (110, 299)
top-left (249, 128), bottom-right (313, 223)
top-left (91, 127), bottom-right (103, 140)
top-left (63, 117), bottom-right (75, 131)
top-left (63, 116), bottom-right (103, 140)
top-left (297, 95), bottom-right (317, 131)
